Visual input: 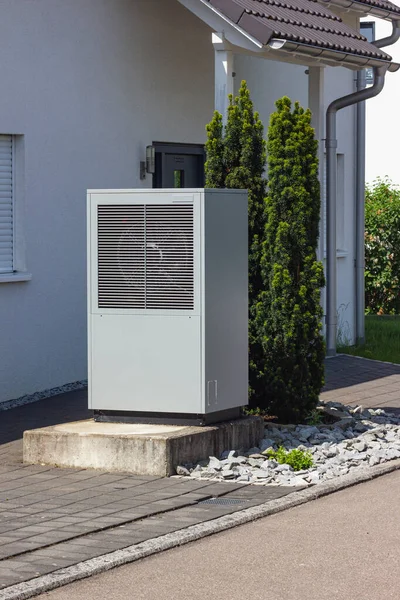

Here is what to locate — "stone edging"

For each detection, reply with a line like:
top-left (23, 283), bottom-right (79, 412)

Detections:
top-left (0, 382), bottom-right (88, 412)
top-left (2, 458), bottom-right (400, 600)
top-left (334, 353), bottom-right (400, 368)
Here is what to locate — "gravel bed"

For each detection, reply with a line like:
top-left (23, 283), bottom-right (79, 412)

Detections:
top-left (175, 402), bottom-right (400, 487)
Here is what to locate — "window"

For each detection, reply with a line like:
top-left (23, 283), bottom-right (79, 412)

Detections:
top-left (361, 21), bottom-right (375, 43)
top-left (0, 135), bottom-right (14, 273)
top-left (0, 134), bottom-right (30, 282)
top-left (361, 22), bottom-right (375, 84)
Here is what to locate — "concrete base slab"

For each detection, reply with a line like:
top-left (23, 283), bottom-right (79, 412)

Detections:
top-left (23, 417), bottom-right (264, 477)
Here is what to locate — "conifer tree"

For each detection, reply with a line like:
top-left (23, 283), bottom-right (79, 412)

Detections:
top-left (255, 97), bottom-right (325, 421)
top-left (205, 89), bottom-right (325, 422)
top-left (205, 81), bottom-right (267, 402)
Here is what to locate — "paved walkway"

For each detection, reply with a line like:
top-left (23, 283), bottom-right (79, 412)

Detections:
top-left (40, 469), bottom-right (400, 600)
top-left (324, 355), bottom-right (400, 414)
top-left (0, 355), bottom-right (400, 592)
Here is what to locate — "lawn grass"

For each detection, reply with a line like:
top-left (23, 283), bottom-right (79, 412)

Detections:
top-left (339, 315), bottom-right (400, 364)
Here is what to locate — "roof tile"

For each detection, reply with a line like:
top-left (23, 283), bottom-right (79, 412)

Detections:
top-left (207, 0), bottom-right (393, 61)
top-left (330, 0), bottom-right (400, 17)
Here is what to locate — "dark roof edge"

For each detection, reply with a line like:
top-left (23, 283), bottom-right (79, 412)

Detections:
top-left (322, 0), bottom-right (400, 21)
top-left (268, 38), bottom-right (400, 70)
top-left (201, 0), bottom-right (396, 67)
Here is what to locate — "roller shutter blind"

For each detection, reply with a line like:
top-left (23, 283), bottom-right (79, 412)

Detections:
top-left (0, 135), bottom-right (13, 273)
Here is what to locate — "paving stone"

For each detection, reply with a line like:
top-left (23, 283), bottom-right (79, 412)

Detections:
top-left (0, 540), bottom-right (44, 555)
top-left (0, 356), bottom-right (399, 588)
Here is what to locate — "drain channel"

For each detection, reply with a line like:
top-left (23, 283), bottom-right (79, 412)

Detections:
top-left (198, 497), bottom-right (248, 506)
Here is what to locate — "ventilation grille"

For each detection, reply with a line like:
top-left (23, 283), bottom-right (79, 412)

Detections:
top-left (97, 204), bottom-right (194, 310)
top-left (198, 497), bottom-right (249, 506)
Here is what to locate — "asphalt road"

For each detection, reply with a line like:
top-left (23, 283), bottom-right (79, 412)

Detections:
top-left (40, 470), bottom-right (400, 600)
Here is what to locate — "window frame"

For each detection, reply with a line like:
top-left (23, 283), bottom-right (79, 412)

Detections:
top-left (0, 134), bottom-right (31, 283)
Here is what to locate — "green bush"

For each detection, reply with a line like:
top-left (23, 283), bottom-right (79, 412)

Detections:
top-left (254, 98), bottom-right (325, 422)
top-left (205, 90), bottom-right (325, 423)
top-left (266, 446), bottom-right (314, 471)
top-left (205, 81), bottom-right (267, 399)
top-left (365, 178), bottom-right (400, 315)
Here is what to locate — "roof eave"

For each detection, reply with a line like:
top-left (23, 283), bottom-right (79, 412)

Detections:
top-left (177, 0), bottom-right (264, 52)
top-left (268, 38), bottom-right (400, 71)
top-left (177, 0), bottom-right (399, 71)
top-left (322, 0), bottom-right (400, 21)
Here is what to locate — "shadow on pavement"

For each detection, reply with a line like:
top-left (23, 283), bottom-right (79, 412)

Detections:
top-left (0, 389), bottom-right (91, 445)
top-left (324, 354), bottom-right (400, 392)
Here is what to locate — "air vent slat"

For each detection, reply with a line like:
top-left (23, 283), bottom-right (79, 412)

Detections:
top-left (97, 203), bottom-right (194, 310)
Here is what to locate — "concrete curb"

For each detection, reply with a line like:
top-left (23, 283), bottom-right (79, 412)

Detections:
top-left (335, 353), bottom-right (400, 369)
top-left (2, 458), bottom-right (400, 600)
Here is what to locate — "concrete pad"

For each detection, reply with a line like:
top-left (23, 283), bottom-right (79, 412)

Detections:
top-left (55, 422), bottom-right (185, 436)
top-left (23, 417), bottom-right (263, 477)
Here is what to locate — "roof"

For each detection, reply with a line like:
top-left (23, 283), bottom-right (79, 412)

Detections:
top-left (349, 0), bottom-right (400, 14)
top-left (205, 0), bottom-right (394, 65)
top-left (323, 0), bottom-right (400, 20)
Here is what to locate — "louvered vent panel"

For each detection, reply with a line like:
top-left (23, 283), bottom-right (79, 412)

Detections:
top-left (145, 205), bottom-right (194, 310)
top-left (97, 203), bottom-right (194, 310)
top-left (0, 135), bottom-right (13, 274)
top-left (98, 205), bottom-right (145, 309)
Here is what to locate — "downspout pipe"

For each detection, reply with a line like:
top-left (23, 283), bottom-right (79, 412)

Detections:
top-left (355, 20), bottom-right (400, 346)
top-left (373, 20), bottom-right (400, 48)
top-left (325, 65), bottom-right (387, 356)
top-left (355, 68), bottom-right (367, 345)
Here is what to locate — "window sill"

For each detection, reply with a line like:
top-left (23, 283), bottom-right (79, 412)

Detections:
top-left (0, 272), bottom-right (32, 283)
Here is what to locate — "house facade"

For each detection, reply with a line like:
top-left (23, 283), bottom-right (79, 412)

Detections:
top-left (0, 0), bottom-right (398, 405)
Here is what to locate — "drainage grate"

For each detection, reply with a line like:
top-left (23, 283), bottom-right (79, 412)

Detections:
top-left (198, 497), bottom-right (248, 506)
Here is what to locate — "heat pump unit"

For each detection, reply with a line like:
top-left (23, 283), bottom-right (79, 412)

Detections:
top-left (87, 188), bottom-right (248, 425)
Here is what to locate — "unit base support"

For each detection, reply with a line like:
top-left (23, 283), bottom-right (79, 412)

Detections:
top-left (93, 407), bottom-right (241, 427)
top-left (23, 416), bottom-right (264, 476)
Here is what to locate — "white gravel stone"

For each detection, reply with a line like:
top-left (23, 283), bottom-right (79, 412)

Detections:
top-left (175, 401), bottom-right (400, 485)
top-left (176, 466), bottom-right (190, 476)
top-left (260, 439), bottom-right (276, 452)
top-left (275, 464), bottom-right (294, 472)
top-left (246, 447), bottom-right (261, 455)
top-left (208, 457), bottom-right (222, 470)
top-left (353, 440), bottom-right (367, 452)
top-left (307, 471), bottom-right (320, 484)
top-left (298, 426), bottom-right (319, 441)
top-left (248, 457), bottom-right (264, 467)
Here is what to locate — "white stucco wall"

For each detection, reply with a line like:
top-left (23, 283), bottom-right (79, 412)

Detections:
top-left (365, 18), bottom-right (400, 185)
top-left (324, 67), bottom-right (357, 344)
top-left (0, 0), bottom-right (360, 404)
top-left (234, 55), bottom-right (308, 126)
top-left (0, 0), bottom-right (214, 402)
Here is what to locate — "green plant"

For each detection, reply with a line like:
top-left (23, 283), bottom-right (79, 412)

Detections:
top-left (336, 303), bottom-right (351, 347)
top-left (254, 97), bottom-right (325, 422)
top-left (339, 314), bottom-right (400, 364)
top-left (267, 446), bottom-right (314, 471)
top-left (305, 409), bottom-right (323, 426)
top-left (365, 177), bottom-right (400, 315)
top-left (242, 407), bottom-right (264, 417)
top-left (205, 81), bottom-right (267, 401)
